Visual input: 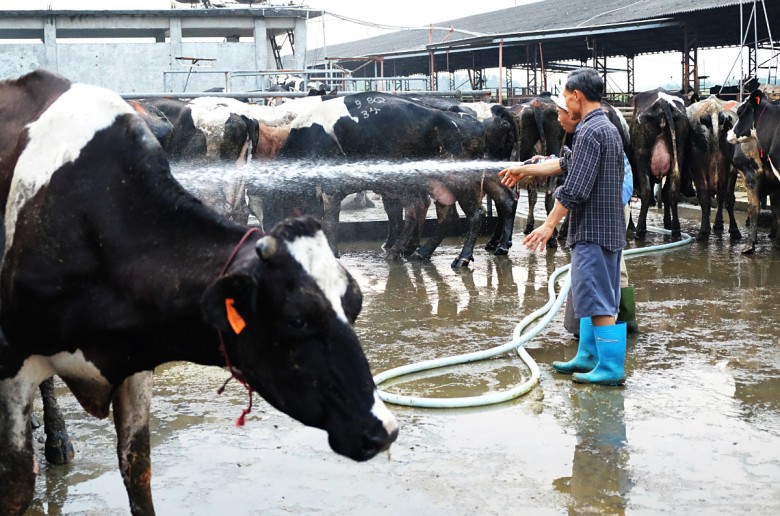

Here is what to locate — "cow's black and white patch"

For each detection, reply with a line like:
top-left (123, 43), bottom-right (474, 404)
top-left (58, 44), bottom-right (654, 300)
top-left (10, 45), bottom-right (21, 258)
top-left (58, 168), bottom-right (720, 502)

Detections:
top-left (5, 83), bottom-right (134, 251)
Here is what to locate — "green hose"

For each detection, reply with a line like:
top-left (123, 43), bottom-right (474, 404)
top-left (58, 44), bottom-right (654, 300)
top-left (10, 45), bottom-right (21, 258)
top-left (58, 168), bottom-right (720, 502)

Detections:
top-left (374, 226), bottom-right (693, 408)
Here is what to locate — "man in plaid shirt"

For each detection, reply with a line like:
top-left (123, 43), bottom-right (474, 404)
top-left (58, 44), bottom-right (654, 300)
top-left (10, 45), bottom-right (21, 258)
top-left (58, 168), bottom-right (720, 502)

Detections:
top-left (500, 67), bottom-right (627, 386)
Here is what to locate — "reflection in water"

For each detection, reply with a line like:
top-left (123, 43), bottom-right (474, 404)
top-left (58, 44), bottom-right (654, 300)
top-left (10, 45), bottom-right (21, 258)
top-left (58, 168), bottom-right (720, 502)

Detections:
top-left (23, 203), bottom-right (780, 514)
top-left (554, 387), bottom-right (632, 515)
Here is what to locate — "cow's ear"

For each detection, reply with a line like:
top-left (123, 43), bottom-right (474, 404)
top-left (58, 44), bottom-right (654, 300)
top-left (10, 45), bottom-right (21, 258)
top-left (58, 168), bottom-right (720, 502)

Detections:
top-left (202, 273), bottom-right (257, 334)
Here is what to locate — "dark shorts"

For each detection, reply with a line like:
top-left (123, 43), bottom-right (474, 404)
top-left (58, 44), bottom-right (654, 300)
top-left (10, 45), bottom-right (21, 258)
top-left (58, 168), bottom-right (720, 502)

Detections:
top-left (570, 241), bottom-right (622, 319)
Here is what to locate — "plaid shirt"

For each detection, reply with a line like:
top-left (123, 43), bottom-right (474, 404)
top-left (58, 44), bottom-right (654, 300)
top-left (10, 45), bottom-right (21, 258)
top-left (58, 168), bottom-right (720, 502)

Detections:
top-left (557, 108), bottom-right (625, 251)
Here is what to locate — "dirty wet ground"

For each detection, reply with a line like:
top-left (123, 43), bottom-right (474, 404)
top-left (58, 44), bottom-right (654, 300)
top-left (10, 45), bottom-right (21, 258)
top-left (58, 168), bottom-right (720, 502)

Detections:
top-left (25, 199), bottom-right (780, 515)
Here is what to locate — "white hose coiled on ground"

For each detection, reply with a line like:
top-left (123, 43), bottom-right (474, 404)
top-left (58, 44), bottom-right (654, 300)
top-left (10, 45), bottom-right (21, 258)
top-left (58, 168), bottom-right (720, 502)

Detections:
top-left (373, 227), bottom-right (692, 408)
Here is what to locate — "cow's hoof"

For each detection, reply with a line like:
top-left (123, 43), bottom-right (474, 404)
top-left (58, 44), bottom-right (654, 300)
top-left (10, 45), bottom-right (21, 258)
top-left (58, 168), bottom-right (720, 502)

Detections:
top-left (31, 413), bottom-right (42, 430)
top-left (730, 230), bottom-right (742, 241)
top-left (484, 241), bottom-right (498, 251)
top-left (409, 250), bottom-right (431, 261)
top-left (451, 256), bottom-right (473, 269)
top-left (634, 231), bottom-right (646, 240)
top-left (384, 250), bottom-right (403, 261)
top-left (523, 224), bottom-right (534, 235)
top-left (741, 243), bottom-right (756, 254)
top-left (672, 230), bottom-right (682, 239)
top-left (696, 230), bottom-right (710, 241)
top-left (546, 238), bottom-right (558, 249)
top-left (45, 433), bottom-right (75, 465)
top-left (493, 246), bottom-right (510, 256)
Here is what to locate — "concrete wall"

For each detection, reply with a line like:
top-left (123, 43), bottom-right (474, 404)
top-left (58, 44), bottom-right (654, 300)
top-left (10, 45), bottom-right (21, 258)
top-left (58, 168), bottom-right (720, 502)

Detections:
top-left (0, 40), bottom-right (274, 92)
top-left (0, 9), bottom-right (315, 94)
top-left (0, 45), bottom-right (47, 79)
top-left (0, 38), bottom-right (286, 93)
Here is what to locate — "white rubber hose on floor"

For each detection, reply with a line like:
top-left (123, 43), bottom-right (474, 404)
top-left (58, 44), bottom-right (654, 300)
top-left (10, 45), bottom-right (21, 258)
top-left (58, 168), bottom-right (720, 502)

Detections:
top-left (374, 227), bottom-right (693, 408)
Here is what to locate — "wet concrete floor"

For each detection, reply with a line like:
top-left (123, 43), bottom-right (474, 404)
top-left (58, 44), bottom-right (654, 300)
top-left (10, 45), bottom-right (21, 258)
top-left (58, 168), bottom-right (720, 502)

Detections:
top-left (25, 198), bottom-right (780, 515)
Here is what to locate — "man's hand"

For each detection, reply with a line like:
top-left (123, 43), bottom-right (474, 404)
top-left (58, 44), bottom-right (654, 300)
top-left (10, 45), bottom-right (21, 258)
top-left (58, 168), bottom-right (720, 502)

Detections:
top-left (498, 165), bottom-right (528, 188)
top-left (523, 223), bottom-right (554, 252)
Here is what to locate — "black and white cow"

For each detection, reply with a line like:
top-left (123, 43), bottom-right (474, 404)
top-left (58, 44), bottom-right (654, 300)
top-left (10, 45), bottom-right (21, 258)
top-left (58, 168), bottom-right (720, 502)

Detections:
top-left (686, 95), bottom-right (740, 241)
top-left (727, 89), bottom-right (780, 252)
top-left (273, 92), bottom-right (518, 267)
top-left (144, 97), bottom-right (263, 224)
top-left (275, 75), bottom-right (330, 96)
top-left (144, 97), bottom-right (260, 163)
top-left (731, 139), bottom-right (780, 253)
top-left (630, 88), bottom-right (690, 238)
top-left (0, 70), bottom-right (397, 516)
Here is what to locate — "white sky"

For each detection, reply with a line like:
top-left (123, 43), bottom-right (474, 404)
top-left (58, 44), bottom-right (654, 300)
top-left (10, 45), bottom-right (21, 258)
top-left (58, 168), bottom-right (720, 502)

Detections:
top-left (7, 0), bottom-right (774, 90)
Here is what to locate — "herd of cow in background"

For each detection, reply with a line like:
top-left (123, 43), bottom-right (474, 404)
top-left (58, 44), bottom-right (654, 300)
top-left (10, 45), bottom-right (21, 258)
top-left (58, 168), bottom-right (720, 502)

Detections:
top-left (131, 77), bottom-right (780, 265)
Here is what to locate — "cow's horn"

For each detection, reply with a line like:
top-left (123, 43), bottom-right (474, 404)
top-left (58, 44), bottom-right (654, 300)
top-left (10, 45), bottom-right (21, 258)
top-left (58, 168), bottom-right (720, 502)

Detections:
top-left (256, 236), bottom-right (278, 260)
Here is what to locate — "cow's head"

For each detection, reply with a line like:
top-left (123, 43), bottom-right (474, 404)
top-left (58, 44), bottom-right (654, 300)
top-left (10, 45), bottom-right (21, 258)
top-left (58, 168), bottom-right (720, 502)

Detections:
top-left (127, 100), bottom-right (174, 151)
top-left (202, 216), bottom-right (398, 461)
top-left (728, 89), bottom-right (765, 144)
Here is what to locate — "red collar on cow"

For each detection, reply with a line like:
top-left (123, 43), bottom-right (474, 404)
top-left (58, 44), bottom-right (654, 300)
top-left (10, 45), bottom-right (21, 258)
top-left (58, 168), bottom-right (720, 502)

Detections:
top-left (215, 227), bottom-right (264, 426)
top-left (756, 104), bottom-right (769, 160)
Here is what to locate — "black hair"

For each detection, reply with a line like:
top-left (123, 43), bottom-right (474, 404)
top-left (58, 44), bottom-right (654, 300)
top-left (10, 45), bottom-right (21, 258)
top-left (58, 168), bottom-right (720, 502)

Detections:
top-left (564, 68), bottom-right (603, 102)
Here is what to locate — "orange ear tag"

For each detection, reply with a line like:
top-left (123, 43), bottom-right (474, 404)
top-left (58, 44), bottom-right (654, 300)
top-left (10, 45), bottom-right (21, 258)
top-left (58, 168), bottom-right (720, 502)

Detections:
top-left (225, 298), bottom-right (247, 334)
top-left (757, 97), bottom-right (761, 105)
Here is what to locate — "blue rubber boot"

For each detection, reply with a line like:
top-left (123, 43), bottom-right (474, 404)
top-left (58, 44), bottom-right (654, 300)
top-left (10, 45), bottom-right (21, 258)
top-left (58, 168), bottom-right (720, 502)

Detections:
top-left (573, 322), bottom-right (627, 386)
top-left (552, 317), bottom-right (597, 374)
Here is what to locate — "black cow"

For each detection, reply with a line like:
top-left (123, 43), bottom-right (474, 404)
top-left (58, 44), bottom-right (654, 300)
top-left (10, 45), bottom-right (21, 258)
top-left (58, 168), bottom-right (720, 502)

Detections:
top-left (273, 92), bottom-right (518, 267)
top-left (686, 95), bottom-right (741, 241)
top-left (709, 77), bottom-right (760, 101)
top-left (0, 70), bottom-right (397, 515)
top-left (509, 94), bottom-right (565, 242)
top-left (408, 99), bottom-right (521, 257)
top-left (127, 100), bottom-right (175, 151)
top-left (727, 89), bottom-right (780, 252)
top-left (630, 88), bottom-right (690, 238)
top-left (410, 98), bottom-right (520, 161)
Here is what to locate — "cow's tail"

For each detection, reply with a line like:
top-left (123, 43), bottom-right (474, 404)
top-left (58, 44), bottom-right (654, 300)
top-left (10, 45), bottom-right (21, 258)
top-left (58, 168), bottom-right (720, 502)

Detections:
top-left (533, 106), bottom-right (547, 156)
top-left (662, 100), bottom-right (681, 176)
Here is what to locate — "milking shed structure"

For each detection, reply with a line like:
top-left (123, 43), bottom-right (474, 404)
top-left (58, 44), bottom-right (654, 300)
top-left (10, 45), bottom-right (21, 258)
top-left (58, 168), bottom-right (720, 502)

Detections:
top-left (0, 0), bottom-right (777, 102)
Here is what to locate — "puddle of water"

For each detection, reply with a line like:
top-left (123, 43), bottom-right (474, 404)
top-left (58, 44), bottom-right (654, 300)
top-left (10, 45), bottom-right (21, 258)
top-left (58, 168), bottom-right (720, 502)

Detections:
top-left (24, 201), bottom-right (780, 515)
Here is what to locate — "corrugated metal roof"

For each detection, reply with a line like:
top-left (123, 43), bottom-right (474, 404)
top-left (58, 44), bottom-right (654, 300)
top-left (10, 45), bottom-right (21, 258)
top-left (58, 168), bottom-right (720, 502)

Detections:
top-left (310, 0), bottom-right (766, 64)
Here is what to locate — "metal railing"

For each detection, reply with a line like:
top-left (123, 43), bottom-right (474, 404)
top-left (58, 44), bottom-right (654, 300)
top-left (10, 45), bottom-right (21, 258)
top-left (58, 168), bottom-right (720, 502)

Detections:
top-left (161, 67), bottom-right (492, 98)
top-left (121, 89), bottom-right (494, 101)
